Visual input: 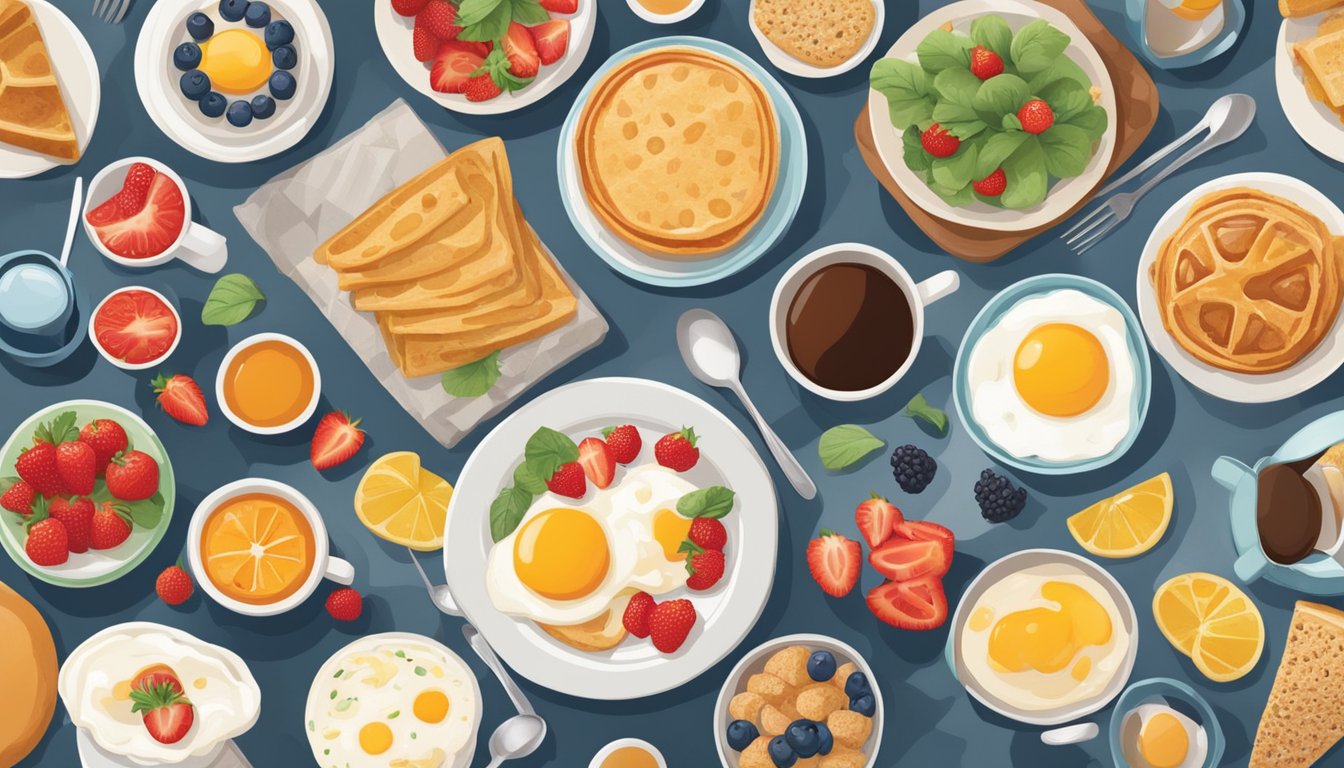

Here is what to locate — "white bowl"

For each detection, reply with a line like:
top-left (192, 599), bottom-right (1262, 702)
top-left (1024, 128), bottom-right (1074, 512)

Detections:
top-left (88, 286), bottom-right (183, 371)
top-left (589, 738), bottom-right (668, 768)
top-left (625, 0), bottom-right (705, 24)
top-left (1276, 15), bottom-right (1344, 164)
top-left (747, 0), bottom-right (884, 78)
top-left (714, 633), bottom-right (883, 767)
top-left (214, 332), bottom-right (321, 435)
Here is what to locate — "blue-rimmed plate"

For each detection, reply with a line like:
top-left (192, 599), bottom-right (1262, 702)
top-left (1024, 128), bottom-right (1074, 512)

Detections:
top-left (1108, 678), bottom-right (1225, 768)
top-left (557, 36), bottom-right (807, 288)
top-left (1123, 0), bottom-right (1245, 70)
top-left (953, 274), bottom-right (1152, 475)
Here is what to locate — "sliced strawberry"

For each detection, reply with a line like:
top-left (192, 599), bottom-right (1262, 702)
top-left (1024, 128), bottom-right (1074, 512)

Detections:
top-left (806, 529), bottom-right (861, 598)
top-left (868, 538), bottom-right (950, 582)
top-left (577, 437), bottom-right (614, 489)
top-left (430, 42), bottom-right (485, 94)
top-left (540, 0), bottom-right (577, 12)
top-left (130, 681), bottom-right (195, 745)
top-left (893, 519), bottom-right (955, 565)
top-left (93, 290), bottom-right (178, 365)
top-left (855, 494), bottom-right (903, 549)
top-left (502, 21), bottom-right (540, 78)
top-left (866, 577), bottom-right (949, 631)
top-left (118, 163), bottom-right (156, 216)
top-left (87, 173), bottom-right (185, 260)
top-left (530, 19), bottom-right (569, 66)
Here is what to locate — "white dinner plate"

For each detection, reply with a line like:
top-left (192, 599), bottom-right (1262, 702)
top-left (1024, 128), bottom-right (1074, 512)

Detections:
top-left (1276, 16), bottom-right (1344, 164)
top-left (1137, 172), bottom-right (1344, 403)
top-left (442, 377), bottom-right (778, 700)
top-left (0, 0), bottom-right (99, 179)
top-left (134, 0), bottom-right (334, 163)
top-left (373, 1), bottom-right (595, 116)
top-left (865, 0), bottom-right (1117, 232)
top-left (746, 0), bottom-right (885, 78)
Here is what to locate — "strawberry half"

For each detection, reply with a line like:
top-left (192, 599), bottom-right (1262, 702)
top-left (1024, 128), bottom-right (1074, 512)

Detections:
top-left (86, 173), bottom-right (185, 260)
top-left (866, 577), bottom-right (949, 631)
top-left (130, 681), bottom-right (195, 745)
top-left (502, 21), bottom-right (539, 79)
top-left (869, 538), bottom-right (950, 582)
top-left (310, 412), bottom-right (365, 470)
top-left (894, 519), bottom-right (956, 564)
top-left (806, 529), bottom-right (861, 598)
top-left (577, 437), bottom-right (615, 489)
top-left (855, 493), bottom-right (903, 549)
top-left (430, 41), bottom-right (486, 94)
top-left (530, 19), bottom-right (569, 66)
top-left (152, 373), bottom-right (208, 427)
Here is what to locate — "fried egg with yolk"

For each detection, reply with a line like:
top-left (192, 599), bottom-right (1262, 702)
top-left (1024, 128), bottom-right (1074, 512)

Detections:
top-left (198, 29), bottom-right (271, 94)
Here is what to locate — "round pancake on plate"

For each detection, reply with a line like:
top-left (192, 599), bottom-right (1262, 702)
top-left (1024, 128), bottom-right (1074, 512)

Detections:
top-left (576, 47), bottom-right (779, 257)
top-left (0, 578), bottom-right (57, 765)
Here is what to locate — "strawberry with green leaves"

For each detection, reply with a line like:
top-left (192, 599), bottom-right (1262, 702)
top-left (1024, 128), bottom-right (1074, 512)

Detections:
top-left (130, 680), bottom-right (195, 745)
top-left (17, 411), bottom-right (78, 497)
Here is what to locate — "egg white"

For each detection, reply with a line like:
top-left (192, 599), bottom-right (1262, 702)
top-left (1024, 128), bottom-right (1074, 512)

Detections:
top-left (967, 289), bottom-right (1137, 463)
top-left (1121, 702), bottom-right (1209, 768)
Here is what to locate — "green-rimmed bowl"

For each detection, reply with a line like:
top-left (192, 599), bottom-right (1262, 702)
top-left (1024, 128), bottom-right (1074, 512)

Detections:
top-left (0, 400), bottom-right (175, 587)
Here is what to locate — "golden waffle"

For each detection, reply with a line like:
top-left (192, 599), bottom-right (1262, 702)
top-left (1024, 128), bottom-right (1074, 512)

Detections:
top-left (1295, 12), bottom-right (1344, 125)
top-left (576, 48), bottom-right (779, 257)
top-left (1150, 188), bottom-right (1344, 374)
top-left (1281, 0), bottom-right (1344, 18)
top-left (1296, 28), bottom-right (1344, 108)
top-left (0, 0), bottom-right (79, 162)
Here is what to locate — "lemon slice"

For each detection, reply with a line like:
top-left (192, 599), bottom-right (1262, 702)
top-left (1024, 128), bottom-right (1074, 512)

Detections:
top-left (1067, 473), bottom-right (1173, 558)
top-left (354, 451), bottom-right (452, 551)
top-left (1153, 572), bottom-right (1264, 683)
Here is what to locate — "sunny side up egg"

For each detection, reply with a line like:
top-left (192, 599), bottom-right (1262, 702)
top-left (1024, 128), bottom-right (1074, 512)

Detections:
top-left (1121, 703), bottom-right (1209, 768)
top-left (306, 636), bottom-right (478, 768)
top-left (966, 289), bottom-right (1137, 463)
top-left (485, 462), bottom-right (701, 627)
top-left (198, 28), bottom-right (272, 93)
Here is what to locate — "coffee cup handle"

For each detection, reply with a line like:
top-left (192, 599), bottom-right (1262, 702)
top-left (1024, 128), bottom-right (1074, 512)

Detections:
top-left (1211, 456), bottom-right (1253, 491)
top-left (916, 270), bottom-right (960, 307)
top-left (173, 222), bottom-right (228, 273)
top-left (1040, 722), bottom-right (1099, 746)
top-left (1233, 547), bottom-right (1268, 584)
top-left (325, 556), bottom-right (355, 586)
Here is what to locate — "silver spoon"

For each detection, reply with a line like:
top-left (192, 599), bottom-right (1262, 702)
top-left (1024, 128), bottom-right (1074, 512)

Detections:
top-left (463, 624), bottom-right (538, 717)
top-left (677, 309), bottom-right (817, 499)
top-left (482, 713), bottom-right (546, 768)
top-left (60, 176), bottom-right (82, 268)
top-left (408, 547), bottom-right (461, 615)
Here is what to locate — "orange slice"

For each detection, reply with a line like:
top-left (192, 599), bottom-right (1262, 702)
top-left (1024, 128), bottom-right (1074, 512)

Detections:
top-left (1067, 473), bottom-right (1174, 559)
top-left (1152, 572), bottom-right (1264, 682)
top-left (200, 493), bottom-right (315, 605)
top-left (354, 452), bottom-right (452, 551)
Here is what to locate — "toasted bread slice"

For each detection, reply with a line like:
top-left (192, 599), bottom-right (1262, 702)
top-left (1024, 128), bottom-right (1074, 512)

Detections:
top-left (537, 591), bottom-right (633, 652)
top-left (1251, 601), bottom-right (1344, 766)
top-left (1281, 0), bottom-right (1344, 18)
top-left (1295, 29), bottom-right (1344, 107)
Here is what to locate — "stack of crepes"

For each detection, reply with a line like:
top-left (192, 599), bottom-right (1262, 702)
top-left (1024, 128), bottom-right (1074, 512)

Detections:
top-left (0, 0), bottom-right (80, 162)
top-left (1289, 2), bottom-right (1344, 124)
top-left (1149, 188), bottom-right (1344, 374)
top-left (313, 137), bottom-right (577, 378)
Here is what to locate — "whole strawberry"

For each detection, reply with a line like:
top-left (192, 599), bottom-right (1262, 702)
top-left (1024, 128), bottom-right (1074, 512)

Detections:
top-left (683, 545), bottom-right (725, 591)
top-left (655, 428), bottom-right (700, 472)
top-left (90, 501), bottom-right (133, 550)
top-left (49, 497), bottom-right (94, 553)
top-left (464, 74), bottom-right (502, 102)
top-left (545, 462), bottom-right (587, 499)
top-left (602, 424), bottom-right (642, 464)
top-left (415, 0), bottom-right (459, 40)
top-left (973, 168), bottom-right (1007, 197)
top-left (391, 0), bottom-right (428, 16)
top-left (648, 599), bottom-right (697, 653)
top-left (412, 25), bottom-right (438, 62)
top-left (55, 441), bottom-right (96, 496)
top-left (920, 123), bottom-right (961, 158)
top-left (79, 418), bottom-right (129, 472)
top-left (687, 517), bottom-right (727, 550)
top-left (25, 518), bottom-right (68, 566)
top-left (1017, 99), bottom-right (1055, 134)
top-left (0, 479), bottom-right (35, 516)
top-left (156, 564), bottom-right (194, 606)
top-left (326, 587), bottom-right (363, 621)
top-left (969, 45), bottom-right (1004, 80)
top-left (622, 591), bottom-right (656, 639)
top-left (153, 374), bottom-right (209, 427)
top-left (106, 450), bottom-right (160, 501)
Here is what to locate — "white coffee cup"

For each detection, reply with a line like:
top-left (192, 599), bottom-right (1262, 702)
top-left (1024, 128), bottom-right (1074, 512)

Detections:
top-left (187, 478), bottom-right (354, 617)
top-left (215, 333), bottom-right (322, 436)
top-left (589, 739), bottom-right (667, 768)
top-left (83, 156), bottom-right (227, 273)
top-left (769, 242), bottom-right (959, 401)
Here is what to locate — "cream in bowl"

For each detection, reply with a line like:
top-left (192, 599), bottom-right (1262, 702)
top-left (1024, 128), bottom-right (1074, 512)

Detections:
top-left (216, 332), bottom-right (320, 434)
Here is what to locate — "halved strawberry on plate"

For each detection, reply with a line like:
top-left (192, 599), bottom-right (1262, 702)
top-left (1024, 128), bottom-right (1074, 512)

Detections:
top-left (430, 41), bottom-right (487, 94)
top-left (867, 576), bottom-right (949, 631)
top-left (93, 290), bottom-right (179, 366)
top-left (869, 537), bottom-right (950, 582)
top-left (894, 519), bottom-right (955, 563)
top-left (86, 167), bottom-right (185, 260)
top-left (530, 19), bottom-right (569, 66)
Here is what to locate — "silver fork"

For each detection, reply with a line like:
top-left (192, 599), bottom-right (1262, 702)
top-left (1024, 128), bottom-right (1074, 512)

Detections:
top-left (1062, 93), bottom-right (1256, 255)
top-left (93, 0), bottom-right (131, 25)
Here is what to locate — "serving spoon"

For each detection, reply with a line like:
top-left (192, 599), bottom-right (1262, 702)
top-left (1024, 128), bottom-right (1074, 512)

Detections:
top-left (677, 309), bottom-right (816, 499)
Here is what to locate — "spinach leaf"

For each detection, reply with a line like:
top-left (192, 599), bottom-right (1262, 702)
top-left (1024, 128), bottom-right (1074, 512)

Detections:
top-left (676, 486), bottom-right (736, 519)
top-left (871, 59), bottom-right (935, 128)
top-left (916, 29), bottom-right (973, 73)
top-left (201, 274), bottom-right (265, 326)
top-left (818, 425), bottom-right (885, 471)
top-left (1000, 136), bottom-right (1048, 209)
top-left (1039, 124), bottom-right (1095, 178)
top-left (1010, 20), bottom-right (1070, 74)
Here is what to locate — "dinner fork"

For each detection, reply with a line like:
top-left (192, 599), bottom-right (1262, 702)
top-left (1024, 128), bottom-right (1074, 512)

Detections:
top-left (1062, 93), bottom-right (1255, 255)
top-left (93, 0), bottom-right (130, 25)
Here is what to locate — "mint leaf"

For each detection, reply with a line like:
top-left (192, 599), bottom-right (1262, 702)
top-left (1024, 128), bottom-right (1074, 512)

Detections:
top-left (902, 393), bottom-right (949, 435)
top-left (1068, 103), bottom-right (1109, 140)
top-left (975, 130), bottom-right (1028, 179)
top-left (916, 28), bottom-right (974, 73)
top-left (441, 351), bottom-right (501, 398)
top-left (971, 15), bottom-right (1013, 59)
top-left (1038, 78), bottom-right (1092, 122)
top-left (510, 0), bottom-right (550, 25)
top-left (1039, 124), bottom-right (1094, 178)
top-left (972, 74), bottom-right (1030, 123)
top-left (1000, 136), bottom-right (1048, 209)
top-left (489, 486), bottom-right (532, 542)
top-left (871, 59), bottom-right (934, 128)
top-left (202, 274), bottom-right (265, 326)
top-left (818, 425), bottom-right (885, 471)
top-left (457, 0), bottom-right (511, 42)
top-left (457, 0), bottom-right (506, 25)
top-left (676, 486), bottom-right (736, 519)
top-left (1010, 20), bottom-right (1070, 74)
top-left (523, 427), bottom-right (578, 480)
top-left (903, 128), bottom-right (932, 173)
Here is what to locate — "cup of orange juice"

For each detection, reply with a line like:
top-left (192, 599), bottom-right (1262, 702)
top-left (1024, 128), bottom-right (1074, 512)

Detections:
top-left (216, 333), bottom-right (321, 435)
top-left (187, 478), bottom-right (354, 617)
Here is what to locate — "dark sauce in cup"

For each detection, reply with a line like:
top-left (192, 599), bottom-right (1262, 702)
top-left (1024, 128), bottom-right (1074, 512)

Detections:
top-left (1256, 453), bottom-right (1325, 565)
top-left (785, 263), bottom-right (914, 392)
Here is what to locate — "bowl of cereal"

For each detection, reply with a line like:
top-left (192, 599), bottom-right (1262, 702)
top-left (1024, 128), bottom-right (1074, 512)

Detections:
top-left (713, 634), bottom-right (882, 767)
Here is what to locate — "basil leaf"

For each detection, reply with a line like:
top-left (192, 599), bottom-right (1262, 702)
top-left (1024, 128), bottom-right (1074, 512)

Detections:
top-left (457, 0), bottom-right (512, 42)
top-left (818, 425), bottom-right (885, 471)
top-left (440, 351), bottom-right (501, 398)
top-left (456, 0), bottom-right (506, 26)
top-left (902, 393), bottom-right (949, 435)
top-left (972, 74), bottom-right (1030, 123)
top-left (870, 59), bottom-right (935, 128)
top-left (510, 0), bottom-right (550, 25)
top-left (974, 130), bottom-right (1028, 180)
top-left (490, 486), bottom-right (532, 542)
top-left (513, 462), bottom-right (547, 495)
top-left (1010, 20), bottom-right (1070, 74)
top-left (523, 427), bottom-right (578, 480)
top-left (1037, 78), bottom-right (1092, 122)
top-left (124, 493), bottom-right (164, 530)
top-left (931, 144), bottom-right (979, 190)
top-left (971, 15), bottom-right (1013, 59)
top-left (916, 28), bottom-right (973, 73)
top-left (999, 136), bottom-right (1048, 209)
top-left (1038, 123), bottom-right (1094, 179)
top-left (676, 486), bottom-right (736, 519)
top-left (903, 127), bottom-right (933, 173)
top-left (202, 274), bottom-right (265, 326)
top-left (1068, 103), bottom-right (1109, 140)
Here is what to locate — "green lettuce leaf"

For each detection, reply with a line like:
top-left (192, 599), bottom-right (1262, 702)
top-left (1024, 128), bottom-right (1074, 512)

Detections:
top-left (1010, 20), bottom-right (1070, 74)
top-left (1067, 103), bottom-right (1110, 140)
top-left (1037, 78), bottom-right (1092, 122)
top-left (903, 127), bottom-right (933, 173)
top-left (1039, 124), bottom-right (1095, 178)
top-left (972, 74), bottom-right (1030, 124)
top-left (975, 130), bottom-right (1029, 180)
top-left (971, 16), bottom-right (1013, 59)
top-left (1000, 136), bottom-right (1048, 209)
top-left (917, 29), bottom-right (974, 73)
top-left (871, 59), bottom-right (936, 128)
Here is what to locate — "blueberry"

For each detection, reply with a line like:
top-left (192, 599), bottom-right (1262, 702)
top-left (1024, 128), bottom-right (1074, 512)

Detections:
top-left (843, 671), bottom-right (871, 700)
top-left (218, 0), bottom-right (248, 21)
top-left (807, 650), bottom-right (837, 682)
top-left (198, 91), bottom-right (227, 118)
top-left (849, 693), bottom-right (876, 717)
top-left (816, 722), bottom-right (834, 756)
top-left (185, 12), bottom-right (214, 40)
top-left (269, 70), bottom-right (296, 100)
top-left (226, 100), bottom-right (253, 127)
top-left (271, 44), bottom-right (297, 70)
top-left (785, 720), bottom-right (820, 759)
top-left (264, 19), bottom-right (294, 49)
top-left (172, 42), bottom-right (201, 71)
top-left (767, 736), bottom-right (796, 768)
top-left (725, 719), bottom-right (759, 752)
top-left (243, 1), bottom-right (270, 26)
top-left (249, 94), bottom-right (276, 119)
top-left (179, 70), bottom-right (211, 100)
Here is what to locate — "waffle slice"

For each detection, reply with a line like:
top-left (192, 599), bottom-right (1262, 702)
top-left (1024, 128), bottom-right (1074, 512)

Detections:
top-left (0, 0), bottom-right (79, 162)
top-left (1295, 28), bottom-right (1344, 108)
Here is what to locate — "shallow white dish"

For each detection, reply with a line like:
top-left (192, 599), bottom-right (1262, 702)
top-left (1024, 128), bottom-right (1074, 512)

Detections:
top-left (134, 0), bottom-right (334, 163)
top-left (865, 0), bottom-right (1117, 232)
top-left (88, 286), bottom-right (183, 371)
top-left (0, 0), bottom-right (99, 179)
top-left (713, 633), bottom-right (883, 767)
top-left (1136, 172), bottom-right (1344, 403)
top-left (747, 0), bottom-right (884, 78)
top-left (625, 0), bottom-right (705, 24)
top-left (442, 377), bottom-right (778, 700)
top-left (373, 0), bottom-right (595, 116)
top-left (1276, 16), bottom-right (1344, 164)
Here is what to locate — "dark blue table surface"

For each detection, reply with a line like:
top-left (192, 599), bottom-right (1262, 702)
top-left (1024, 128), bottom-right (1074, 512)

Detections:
top-left (4, 0), bottom-right (1341, 765)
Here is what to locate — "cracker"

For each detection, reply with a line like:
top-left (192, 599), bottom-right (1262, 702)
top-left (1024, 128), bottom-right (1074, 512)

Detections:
top-left (753, 0), bottom-right (876, 68)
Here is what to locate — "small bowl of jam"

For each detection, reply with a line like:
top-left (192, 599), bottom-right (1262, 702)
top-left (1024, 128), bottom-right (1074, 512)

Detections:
top-left (769, 243), bottom-right (958, 402)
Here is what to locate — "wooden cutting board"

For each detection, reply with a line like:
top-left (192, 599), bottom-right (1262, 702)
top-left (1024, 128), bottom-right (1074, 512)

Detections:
top-left (855, 0), bottom-right (1159, 262)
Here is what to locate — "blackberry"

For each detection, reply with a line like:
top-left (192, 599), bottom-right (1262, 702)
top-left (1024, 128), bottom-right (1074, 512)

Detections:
top-left (975, 469), bottom-right (1027, 523)
top-left (890, 444), bottom-right (937, 493)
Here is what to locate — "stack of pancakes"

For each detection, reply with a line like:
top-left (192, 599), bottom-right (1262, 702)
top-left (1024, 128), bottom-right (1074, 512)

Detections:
top-left (314, 137), bottom-right (577, 378)
top-left (576, 47), bottom-right (779, 257)
top-left (0, 0), bottom-right (79, 162)
top-left (1150, 188), bottom-right (1344, 374)
top-left (1292, 7), bottom-right (1344, 125)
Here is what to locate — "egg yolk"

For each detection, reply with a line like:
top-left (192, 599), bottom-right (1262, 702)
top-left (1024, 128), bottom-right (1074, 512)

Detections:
top-left (1138, 712), bottom-right (1190, 768)
top-left (198, 29), bottom-right (271, 94)
top-left (1013, 323), bottom-right (1110, 417)
top-left (513, 507), bottom-right (610, 600)
top-left (653, 508), bottom-right (694, 561)
top-left (988, 581), bottom-right (1112, 675)
top-left (358, 721), bottom-right (393, 755)
top-left (413, 689), bottom-right (450, 724)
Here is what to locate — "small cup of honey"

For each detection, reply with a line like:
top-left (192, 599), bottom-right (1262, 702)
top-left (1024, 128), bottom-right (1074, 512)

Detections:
top-left (625, 0), bottom-right (705, 24)
top-left (589, 739), bottom-right (667, 768)
top-left (216, 332), bottom-right (321, 435)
